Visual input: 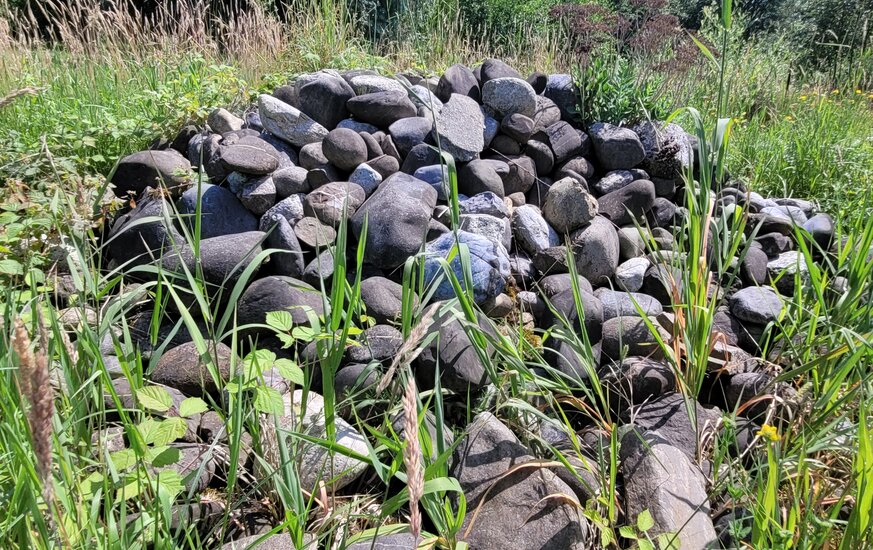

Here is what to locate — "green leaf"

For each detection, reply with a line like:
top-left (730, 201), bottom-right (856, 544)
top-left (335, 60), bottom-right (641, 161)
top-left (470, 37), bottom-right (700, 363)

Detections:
top-left (109, 449), bottom-right (137, 470)
top-left (639, 540), bottom-right (655, 550)
top-left (136, 386), bottom-right (173, 412)
top-left (154, 469), bottom-right (184, 499)
top-left (291, 325), bottom-right (316, 342)
top-left (148, 446), bottom-right (181, 467)
top-left (0, 259), bottom-right (24, 276)
top-left (243, 349), bottom-right (276, 378)
top-left (266, 310), bottom-right (294, 332)
top-left (179, 397), bottom-right (208, 417)
top-left (637, 509), bottom-right (655, 532)
top-left (155, 417), bottom-right (189, 445)
top-left (619, 525), bottom-right (638, 539)
top-left (275, 358), bottom-right (304, 385)
top-left (253, 386), bottom-right (284, 416)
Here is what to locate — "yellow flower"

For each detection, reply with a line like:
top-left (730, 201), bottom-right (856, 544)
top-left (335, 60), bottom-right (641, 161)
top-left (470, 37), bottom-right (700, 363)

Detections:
top-left (757, 424), bottom-right (781, 442)
top-left (785, 115), bottom-right (793, 121)
top-left (832, 89), bottom-right (840, 94)
top-left (799, 95), bottom-right (808, 101)
top-left (856, 89), bottom-right (863, 94)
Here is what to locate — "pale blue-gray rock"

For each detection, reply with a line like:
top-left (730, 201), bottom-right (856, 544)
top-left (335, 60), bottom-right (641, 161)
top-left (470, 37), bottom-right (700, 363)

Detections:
top-left (413, 164), bottom-right (450, 200)
top-left (348, 162), bottom-right (382, 196)
top-left (512, 204), bottom-right (560, 256)
top-left (459, 213), bottom-right (512, 251)
top-left (424, 230), bottom-right (511, 303)
top-left (348, 74), bottom-right (405, 95)
top-left (433, 94), bottom-right (485, 162)
top-left (729, 286), bottom-right (784, 325)
top-left (569, 216), bottom-right (620, 285)
top-left (258, 94), bottom-right (328, 147)
top-left (481, 77), bottom-right (537, 118)
top-left (459, 191), bottom-right (510, 218)
top-left (615, 257), bottom-right (650, 292)
top-left (594, 288), bottom-right (663, 320)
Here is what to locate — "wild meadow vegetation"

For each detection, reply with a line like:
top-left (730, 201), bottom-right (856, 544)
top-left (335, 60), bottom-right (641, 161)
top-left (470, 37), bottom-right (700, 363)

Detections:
top-left (1, 0), bottom-right (873, 549)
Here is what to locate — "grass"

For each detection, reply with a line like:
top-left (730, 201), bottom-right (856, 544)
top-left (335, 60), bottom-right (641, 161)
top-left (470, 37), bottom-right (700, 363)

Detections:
top-left (1, 0), bottom-right (873, 548)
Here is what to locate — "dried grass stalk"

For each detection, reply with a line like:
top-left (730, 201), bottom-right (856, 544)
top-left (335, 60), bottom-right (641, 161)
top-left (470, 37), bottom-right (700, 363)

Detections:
top-left (376, 304), bottom-right (437, 394)
top-left (401, 377), bottom-right (423, 544)
top-left (11, 317), bottom-right (54, 503)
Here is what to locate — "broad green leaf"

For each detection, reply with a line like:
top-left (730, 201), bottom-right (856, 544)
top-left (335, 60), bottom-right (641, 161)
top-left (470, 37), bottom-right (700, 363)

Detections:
top-left (155, 417), bottom-right (189, 446)
top-left (148, 446), bottom-right (181, 467)
top-left (136, 386), bottom-right (173, 412)
top-left (243, 349), bottom-right (276, 378)
top-left (179, 397), bottom-right (208, 417)
top-left (0, 258), bottom-right (24, 276)
top-left (637, 509), bottom-right (655, 532)
top-left (154, 469), bottom-right (184, 499)
top-left (253, 386), bottom-right (284, 416)
top-left (266, 310), bottom-right (294, 332)
top-left (291, 326), bottom-right (316, 342)
top-left (137, 417), bottom-right (163, 445)
top-left (109, 449), bottom-right (137, 470)
top-left (619, 525), bottom-right (637, 539)
top-left (275, 358), bottom-right (304, 385)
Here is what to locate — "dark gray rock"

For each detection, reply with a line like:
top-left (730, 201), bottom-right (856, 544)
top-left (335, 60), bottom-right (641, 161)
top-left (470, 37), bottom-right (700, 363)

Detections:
top-left (538, 273), bottom-right (593, 298)
top-left (294, 216), bottom-right (336, 249)
top-left (524, 139), bottom-right (555, 175)
top-left (588, 122), bottom-right (645, 171)
top-left (152, 341), bottom-right (236, 398)
top-left (303, 249), bottom-right (335, 287)
top-left (479, 58), bottom-right (523, 84)
top-left (540, 121), bottom-right (582, 164)
top-left (501, 113), bottom-right (535, 142)
top-left (602, 356), bottom-right (676, 404)
top-left (633, 121), bottom-right (694, 179)
top-left (417, 307), bottom-right (496, 391)
top-left (218, 135), bottom-right (280, 175)
top-left (482, 77), bottom-right (537, 118)
top-left (111, 149), bottom-right (191, 198)
top-left (803, 213), bottom-right (835, 251)
top-left (258, 94), bottom-right (328, 146)
top-left (346, 324), bottom-right (403, 364)
top-left (176, 183), bottom-right (258, 239)
top-left (594, 288), bottom-right (663, 320)
top-left (347, 90), bottom-right (417, 128)
top-left (502, 155), bottom-right (536, 195)
top-left (568, 216), bottom-right (620, 285)
top-left (304, 181), bottom-right (366, 227)
top-left (272, 165), bottom-right (310, 197)
top-left (298, 74), bottom-right (355, 130)
top-left (437, 63), bottom-right (480, 102)
top-left (740, 245), bottom-right (769, 286)
top-left (620, 393), bottom-right (721, 459)
top-left (401, 142), bottom-right (442, 174)
top-left (512, 204), bottom-right (560, 256)
top-left (527, 71), bottom-right (548, 94)
top-left (544, 74), bottom-right (576, 121)
top-left (388, 116), bottom-right (433, 157)
top-left (452, 413), bottom-right (594, 550)
top-left (237, 276), bottom-right (325, 339)
top-left (107, 193), bottom-right (190, 269)
top-left (322, 128), bottom-right (368, 171)
top-left (601, 315), bottom-right (670, 360)
top-left (459, 159), bottom-right (504, 197)
top-left (597, 179), bottom-right (656, 226)
top-left (352, 172), bottom-right (438, 269)
top-left (360, 276), bottom-right (410, 325)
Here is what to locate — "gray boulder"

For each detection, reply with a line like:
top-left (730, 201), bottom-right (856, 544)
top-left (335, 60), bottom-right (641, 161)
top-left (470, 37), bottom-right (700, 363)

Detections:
top-left (588, 122), bottom-right (645, 171)
top-left (424, 231), bottom-right (511, 304)
top-left (481, 77), bottom-right (537, 118)
top-left (258, 94), bottom-right (328, 146)
top-left (542, 177), bottom-right (599, 234)
top-left (351, 172), bottom-right (438, 269)
top-left (452, 413), bottom-right (594, 550)
top-left (433, 94), bottom-right (485, 162)
top-left (568, 216), bottom-right (620, 285)
top-left (621, 430), bottom-right (718, 549)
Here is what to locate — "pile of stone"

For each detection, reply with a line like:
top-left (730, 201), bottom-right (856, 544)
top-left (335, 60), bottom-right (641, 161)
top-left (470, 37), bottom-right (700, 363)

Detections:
top-left (90, 58), bottom-right (838, 549)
